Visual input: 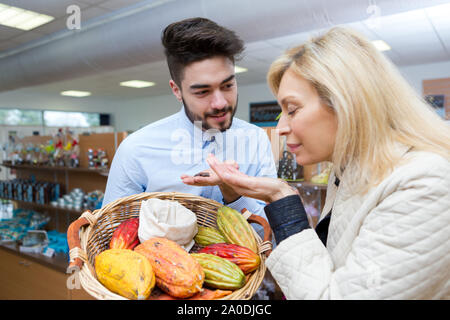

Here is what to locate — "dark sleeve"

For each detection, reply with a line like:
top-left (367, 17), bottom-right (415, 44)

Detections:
top-left (264, 195), bottom-right (311, 245)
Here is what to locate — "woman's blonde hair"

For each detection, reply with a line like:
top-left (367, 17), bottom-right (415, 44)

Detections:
top-left (268, 26), bottom-right (450, 193)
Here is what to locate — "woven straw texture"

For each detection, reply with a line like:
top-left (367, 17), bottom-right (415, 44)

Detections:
top-left (69, 192), bottom-right (270, 300)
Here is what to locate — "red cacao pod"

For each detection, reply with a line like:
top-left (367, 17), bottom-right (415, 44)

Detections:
top-left (198, 243), bottom-right (261, 274)
top-left (110, 217), bottom-right (140, 250)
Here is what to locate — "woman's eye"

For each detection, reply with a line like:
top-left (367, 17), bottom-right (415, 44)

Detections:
top-left (287, 108), bottom-right (298, 116)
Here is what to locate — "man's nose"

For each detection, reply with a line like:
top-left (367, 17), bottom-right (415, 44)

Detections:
top-left (211, 91), bottom-right (228, 110)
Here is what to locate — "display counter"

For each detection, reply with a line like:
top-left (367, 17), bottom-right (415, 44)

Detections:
top-left (0, 242), bottom-right (93, 300)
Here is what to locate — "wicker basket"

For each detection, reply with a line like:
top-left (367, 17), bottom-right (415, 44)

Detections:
top-left (67, 192), bottom-right (273, 300)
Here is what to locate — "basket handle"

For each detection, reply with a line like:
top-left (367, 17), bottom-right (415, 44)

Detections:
top-left (67, 210), bottom-right (94, 269)
top-left (241, 209), bottom-right (273, 257)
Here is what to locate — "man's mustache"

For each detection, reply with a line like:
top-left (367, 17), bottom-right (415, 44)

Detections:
top-left (205, 106), bottom-right (233, 117)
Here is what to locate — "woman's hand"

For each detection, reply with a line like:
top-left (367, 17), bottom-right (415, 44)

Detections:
top-left (205, 154), bottom-right (297, 203)
top-left (180, 160), bottom-right (241, 203)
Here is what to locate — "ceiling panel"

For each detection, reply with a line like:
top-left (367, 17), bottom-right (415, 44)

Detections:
top-left (0, 39), bottom-right (20, 51)
top-left (0, 25), bottom-right (23, 40)
top-left (425, 3), bottom-right (450, 52)
top-left (0, 0), bottom-right (91, 18)
top-left (7, 30), bottom-right (43, 44)
top-left (0, 0), bottom-right (449, 100)
top-left (98, 0), bottom-right (146, 10)
top-left (266, 31), bottom-right (313, 49)
top-left (0, 0), bottom-right (147, 53)
top-left (77, 0), bottom-right (109, 4)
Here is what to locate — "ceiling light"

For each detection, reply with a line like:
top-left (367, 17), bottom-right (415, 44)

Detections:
top-left (234, 65), bottom-right (248, 74)
top-left (120, 80), bottom-right (155, 88)
top-left (371, 40), bottom-right (391, 52)
top-left (60, 90), bottom-right (91, 97)
top-left (0, 4), bottom-right (54, 31)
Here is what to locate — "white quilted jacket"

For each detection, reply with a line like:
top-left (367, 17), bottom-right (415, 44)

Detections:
top-left (266, 150), bottom-right (450, 299)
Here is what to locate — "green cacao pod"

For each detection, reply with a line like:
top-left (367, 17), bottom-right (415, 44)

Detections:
top-left (216, 206), bottom-right (258, 253)
top-left (190, 253), bottom-right (245, 290)
top-left (194, 226), bottom-right (227, 247)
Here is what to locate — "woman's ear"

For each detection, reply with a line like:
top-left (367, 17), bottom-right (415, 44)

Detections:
top-left (169, 80), bottom-right (182, 102)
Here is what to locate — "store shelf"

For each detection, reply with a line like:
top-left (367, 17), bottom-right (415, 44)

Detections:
top-left (1, 160), bottom-right (106, 232)
top-left (1, 163), bottom-right (109, 176)
top-left (0, 198), bottom-right (83, 215)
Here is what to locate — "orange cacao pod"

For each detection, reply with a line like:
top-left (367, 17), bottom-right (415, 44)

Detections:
top-left (199, 243), bottom-right (261, 274)
top-left (110, 217), bottom-right (140, 250)
top-left (134, 237), bottom-right (204, 298)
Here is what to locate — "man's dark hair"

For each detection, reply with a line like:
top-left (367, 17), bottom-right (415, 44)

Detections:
top-left (161, 17), bottom-right (245, 86)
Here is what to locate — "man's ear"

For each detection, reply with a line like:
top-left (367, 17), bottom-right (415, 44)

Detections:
top-left (169, 80), bottom-right (182, 102)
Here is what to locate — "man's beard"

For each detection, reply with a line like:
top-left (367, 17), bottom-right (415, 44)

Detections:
top-left (182, 96), bottom-right (238, 132)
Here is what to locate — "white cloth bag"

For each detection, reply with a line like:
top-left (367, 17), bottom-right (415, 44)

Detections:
top-left (138, 198), bottom-right (198, 251)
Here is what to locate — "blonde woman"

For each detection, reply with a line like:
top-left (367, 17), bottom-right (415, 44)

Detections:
top-left (200, 27), bottom-right (450, 299)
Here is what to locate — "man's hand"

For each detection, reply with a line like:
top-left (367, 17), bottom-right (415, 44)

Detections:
top-left (180, 159), bottom-right (241, 203)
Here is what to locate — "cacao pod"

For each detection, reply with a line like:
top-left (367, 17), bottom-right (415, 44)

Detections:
top-left (194, 226), bottom-right (226, 247)
top-left (199, 243), bottom-right (261, 274)
top-left (190, 253), bottom-right (245, 290)
top-left (95, 248), bottom-right (155, 300)
top-left (216, 206), bottom-right (258, 253)
top-left (134, 237), bottom-right (204, 298)
top-left (110, 217), bottom-right (140, 250)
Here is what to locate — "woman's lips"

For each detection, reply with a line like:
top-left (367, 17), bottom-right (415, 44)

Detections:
top-left (287, 143), bottom-right (301, 152)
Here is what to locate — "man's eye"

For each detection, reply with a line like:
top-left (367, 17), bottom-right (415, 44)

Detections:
top-left (194, 90), bottom-right (208, 95)
top-left (221, 83), bottom-right (234, 90)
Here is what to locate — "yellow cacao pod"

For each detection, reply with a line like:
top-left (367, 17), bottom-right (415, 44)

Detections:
top-left (95, 249), bottom-right (155, 300)
top-left (216, 206), bottom-right (258, 253)
top-left (194, 226), bottom-right (226, 247)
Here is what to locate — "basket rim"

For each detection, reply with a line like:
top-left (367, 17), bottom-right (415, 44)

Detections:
top-left (72, 191), bottom-right (270, 300)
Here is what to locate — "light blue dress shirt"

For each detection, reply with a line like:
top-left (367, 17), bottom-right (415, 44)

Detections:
top-left (102, 106), bottom-right (277, 236)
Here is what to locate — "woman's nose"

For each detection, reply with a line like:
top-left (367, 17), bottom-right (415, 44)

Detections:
top-left (276, 113), bottom-right (290, 136)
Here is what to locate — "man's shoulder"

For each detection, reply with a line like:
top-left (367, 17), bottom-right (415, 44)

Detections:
top-left (126, 112), bottom-right (180, 139)
top-left (117, 112), bottom-right (181, 153)
top-left (138, 112), bottom-right (180, 132)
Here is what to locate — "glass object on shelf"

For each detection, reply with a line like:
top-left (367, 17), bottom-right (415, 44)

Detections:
top-left (87, 148), bottom-right (108, 169)
top-left (297, 187), bottom-right (320, 228)
top-left (278, 150), bottom-right (294, 179)
top-left (0, 209), bottom-right (50, 243)
top-left (0, 199), bottom-right (13, 220)
top-left (310, 161), bottom-right (332, 185)
top-left (278, 151), bottom-right (304, 181)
